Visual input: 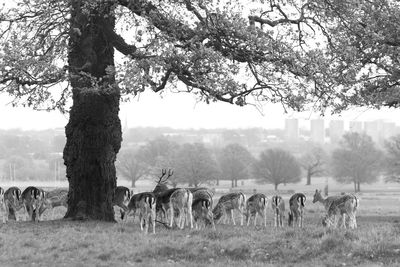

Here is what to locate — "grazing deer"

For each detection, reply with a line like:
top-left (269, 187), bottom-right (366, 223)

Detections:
top-left (323, 194), bottom-right (358, 229)
top-left (124, 192), bottom-right (157, 234)
top-left (271, 195), bottom-right (285, 227)
top-left (313, 189), bottom-right (343, 227)
top-left (113, 186), bottom-right (132, 220)
top-left (21, 186), bottom-right (46, 222)
top-left (245, 193), bottom-right (268, 227)
top-left (288, 193), bottom-right (306, 228)
top-left (152, 169), bottom-right (194, 229)
top-left (192, 197), bottom-right (215, 229)
top-left (213, 192), bottom-right (246, 226)
top-left (169, 188), bottom-right (193, 229)
top-left (3, 187), bottom-right (23, 222)
top-left (39, 188), bottom-right (68, 219)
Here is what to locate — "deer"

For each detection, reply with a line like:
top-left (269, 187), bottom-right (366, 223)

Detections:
top-left (313, 189), bottom-right (343, 227)
top-left (3, 187), bottom-right (24, 222)
top-left (288, 193), bottom-right (306, 228)
top-left (271, 195), bottom-right (285, 227)
top-left (213, 192), bottom-right (246, 226)
top-left (245, 193), bottom-right (268, 227)
top-left (124, 192), bottom-right (157, 234)
top-left (323, 194), bottom-right (358, 229)
top-left (192, 197), bottom-right (215, 230)
top-left (153, 169), bottom-right (193, 229)
top-left (39, 188), bottom-right (68, 219)
top-left (21, 186), bottom-right (47, 222)
top-left (113, 186), bottom-right (132, 220)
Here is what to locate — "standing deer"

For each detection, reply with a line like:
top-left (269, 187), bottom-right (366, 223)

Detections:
top-left (113, 186), bottom-right (132, 220)
top-left (3, 187), bottom-right (24, 222)
top-left (21, 186), bottom-right (47, 222)
top-left (213, 192), bottom-right (246, 226)
top-left (245, 193), bottom-right (268, 227)
top-left (124, 192), bottom-right (157, 234)
top-left (271, 195), bottom-right (285, 227)
top-left (288, 193), bottom-right (306, 228)
top-left (313, 189), bottom-right (342, 227)
top-left (323, 194), bottom-right (358, 229)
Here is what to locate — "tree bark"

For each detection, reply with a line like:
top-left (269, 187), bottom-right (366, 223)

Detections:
top-left (274, 183), bottom-right (278, 191)
top-left (131, 179), bottom-right (136, 188)
top-left (353, 181), bottom-right (357, 193)
top-left (357, 181), bottom-right (360, 192)
top-left (64, 2), bottom-right (121, 221)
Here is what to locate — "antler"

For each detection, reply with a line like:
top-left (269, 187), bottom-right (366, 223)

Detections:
top-left (155, 168), bottom-right (167, 184)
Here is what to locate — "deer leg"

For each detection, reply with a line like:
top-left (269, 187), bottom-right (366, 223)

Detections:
top-left (230, 210), bottom-right (236, 225)
top-left (170, 206), bottom-right (174, 228)
top-left (254, 212), bottom-right (258, 226)
top-left (240, 208), bottom-right (244, 226)
top-left (152, 208), bottom-right (156, 234)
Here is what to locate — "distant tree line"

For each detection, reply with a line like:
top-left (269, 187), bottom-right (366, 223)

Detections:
top-left (2, 128), bottom-right (400, 191)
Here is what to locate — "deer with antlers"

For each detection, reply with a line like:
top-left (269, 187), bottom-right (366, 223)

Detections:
top-left (153, 169), bottom-right (193, 229)
top-left (213, 192), bottom-right (246, 226)
top-left (245, 193), bottom-right (268, 227)
top-left (288, 193), bottom-right (306, 228)
top-left (271, 195), bottom-right (285, 227)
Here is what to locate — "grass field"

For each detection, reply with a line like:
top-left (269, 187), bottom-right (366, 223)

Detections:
top-left (0, 196), bottom-right (399, 267)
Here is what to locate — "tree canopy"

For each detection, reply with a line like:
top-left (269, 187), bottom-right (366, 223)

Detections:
top-left (2, 1), bottom-right (398, 113)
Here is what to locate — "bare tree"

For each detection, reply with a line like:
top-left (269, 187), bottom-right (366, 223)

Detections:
top-left (116, 149), bottom-right (149, 187)
top-left (299, 146), bottom-right (327, 185)
top-left (331, 133), bottom-right (382, 192)
top-left (253, 148), bottom-right (301, 190)
top-left (217, 143), bottom-right (254, 188)
top-left (384, 135), bottom-right (400, 183)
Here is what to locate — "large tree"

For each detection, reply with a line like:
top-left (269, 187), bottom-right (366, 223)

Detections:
top-left (1, 1), bottom-right (397, 220)
top-left (331, 132), bottom-right (382, 192)
top-left (253, 148), bottom-right (301, 190)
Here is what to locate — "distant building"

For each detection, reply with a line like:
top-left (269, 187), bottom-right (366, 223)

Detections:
top-left (365, 120), bottom-right (382, 144)
top-left (349, 121), bottom-right (363, 133)
top-left (329, 120), bottom-right (344, 144)
top-left (310, 119), bottom-right (325, 143)
top-left (285, 118), bottom-right (299, 142)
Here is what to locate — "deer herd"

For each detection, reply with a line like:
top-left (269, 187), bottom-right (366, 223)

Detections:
top-left (0, 170), bottom-right (359, 234)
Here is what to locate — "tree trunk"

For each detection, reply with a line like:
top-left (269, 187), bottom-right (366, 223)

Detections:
top-left (216, 178), bottom-right (219, 186)
top-left (357, 182), bottom-right (360, 192)
top-left (353, 181), bottom-right (357, 193)
top-left (131, 179), bottom-right (136, 188)
top-left (231, 179), bottom-right (234, 188)
top-left (274, 183), bottom-right (278, 191)
top-left (64, 2), bottom-right (121, 221)
top-left (234, 179), bottom-right (238, 187)
top-left (306, 170), bottom-right (311, 185)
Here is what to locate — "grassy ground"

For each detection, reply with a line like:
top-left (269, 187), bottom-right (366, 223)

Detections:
top-left (0, 209), bottom-right (399, 267)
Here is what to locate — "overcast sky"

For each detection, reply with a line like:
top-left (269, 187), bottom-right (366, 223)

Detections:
top-left (2, 90), bottom-right (400, 131)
